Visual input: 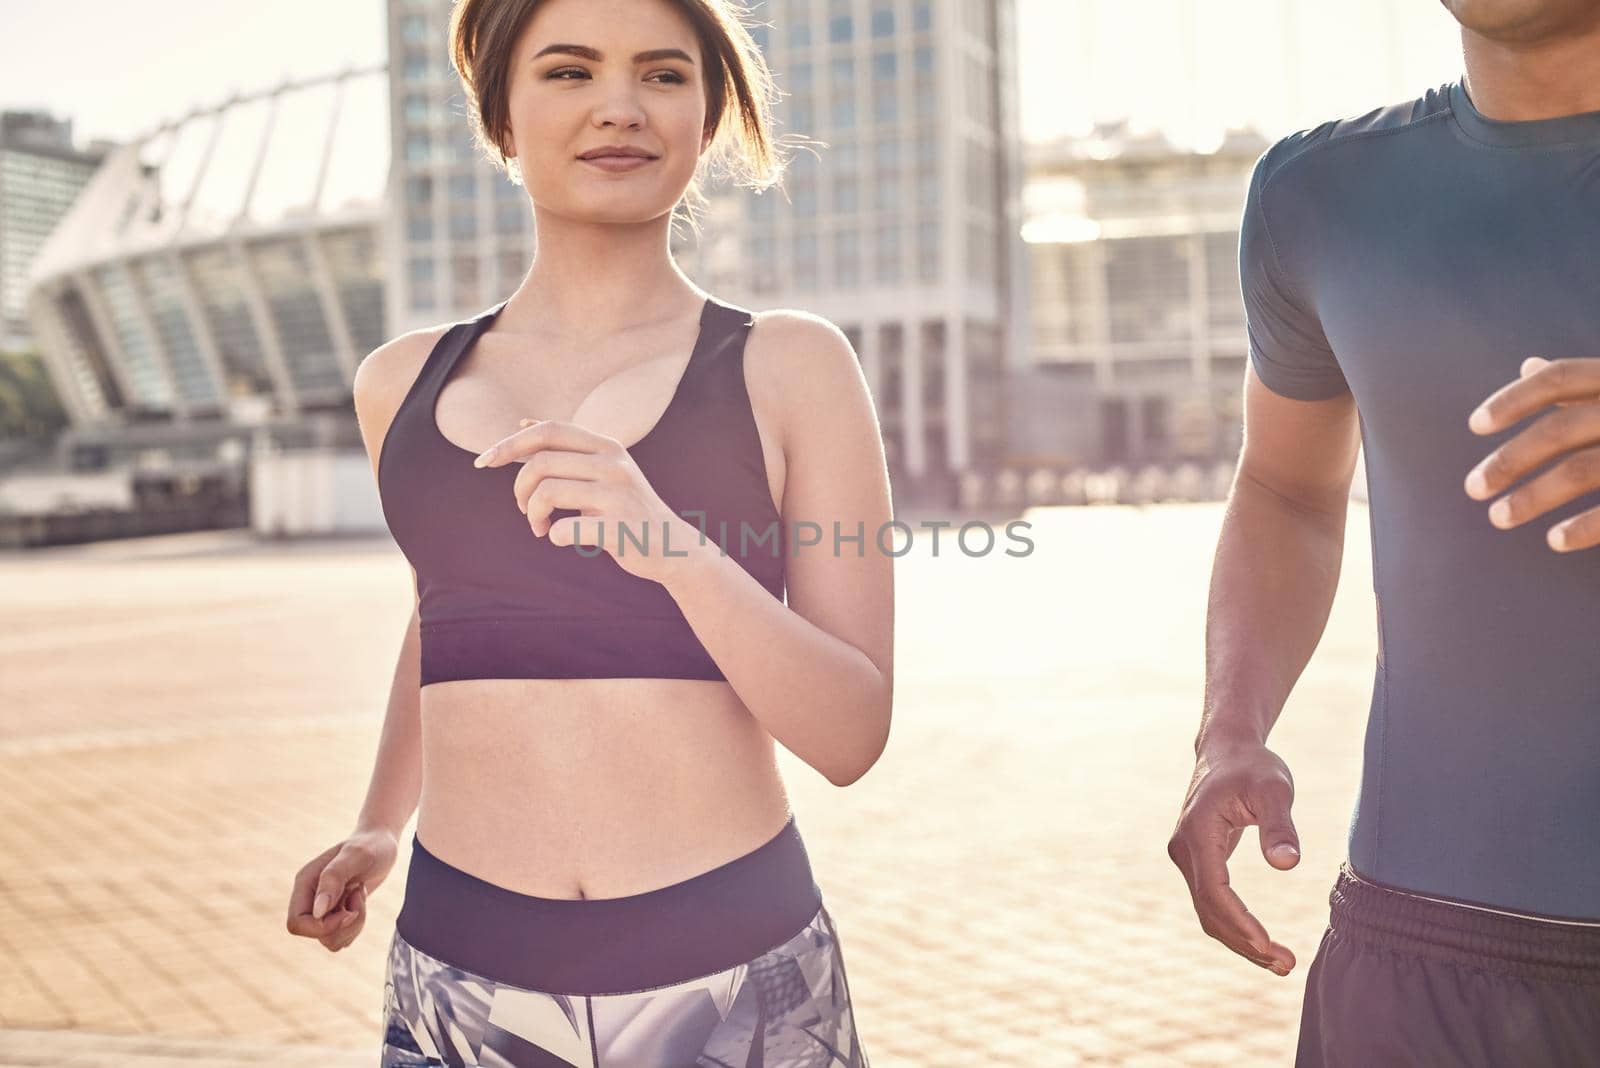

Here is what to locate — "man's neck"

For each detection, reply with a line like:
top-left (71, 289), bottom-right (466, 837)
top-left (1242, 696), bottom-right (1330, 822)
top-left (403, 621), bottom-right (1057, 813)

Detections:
top-left (1460, 18), bottom-right (1600, 121)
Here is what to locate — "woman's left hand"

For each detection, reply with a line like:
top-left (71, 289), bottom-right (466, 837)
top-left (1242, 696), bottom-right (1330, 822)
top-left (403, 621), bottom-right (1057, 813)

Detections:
top-left (474, 418), bottom-right (713, 584)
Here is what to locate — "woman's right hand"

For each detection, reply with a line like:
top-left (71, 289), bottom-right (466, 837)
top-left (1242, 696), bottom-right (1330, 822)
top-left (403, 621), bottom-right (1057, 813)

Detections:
top-left (285, 828), bottom-right (400, 952)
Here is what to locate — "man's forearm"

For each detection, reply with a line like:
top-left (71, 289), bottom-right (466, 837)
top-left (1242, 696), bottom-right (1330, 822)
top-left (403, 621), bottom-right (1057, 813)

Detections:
top-left (1196, 472), bottom-right (1349, 755)
top-left (354, 610), bottom-right (424, 838)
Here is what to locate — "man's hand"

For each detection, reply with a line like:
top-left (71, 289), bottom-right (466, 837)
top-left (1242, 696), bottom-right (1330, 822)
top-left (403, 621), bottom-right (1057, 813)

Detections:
top-left (1464, 356), bottom-right (1600, 551)
top-left (1168, 739), bottom-right (1300, 976)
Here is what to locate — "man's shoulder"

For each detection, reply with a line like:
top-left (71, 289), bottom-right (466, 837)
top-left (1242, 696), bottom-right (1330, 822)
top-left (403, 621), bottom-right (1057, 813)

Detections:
top-left (1255, 82), bottom-right (1456, 191)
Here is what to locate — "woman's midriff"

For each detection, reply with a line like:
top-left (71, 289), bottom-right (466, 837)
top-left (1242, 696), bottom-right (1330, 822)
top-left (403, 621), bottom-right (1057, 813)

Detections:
top-left (414, 676), bottom-right (794, 900)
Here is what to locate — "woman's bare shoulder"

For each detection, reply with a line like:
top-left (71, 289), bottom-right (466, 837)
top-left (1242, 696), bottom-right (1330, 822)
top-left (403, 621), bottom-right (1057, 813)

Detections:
top-left (351, 323), bottom-right (455, 478)
top-left (744, 308), bottom-right (869, 442)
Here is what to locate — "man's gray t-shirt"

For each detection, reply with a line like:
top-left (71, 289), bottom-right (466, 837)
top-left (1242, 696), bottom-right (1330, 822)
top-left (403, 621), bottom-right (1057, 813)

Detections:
top-left (1241, 80), bottom-right (1600, 919)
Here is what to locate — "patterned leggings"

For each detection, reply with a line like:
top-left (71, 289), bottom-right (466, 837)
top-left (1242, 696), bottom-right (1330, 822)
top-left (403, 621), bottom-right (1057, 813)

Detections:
top-left (380, 903), bottom-right (868, 1067)
top-left (378, 817), bottom-right (869, 1067)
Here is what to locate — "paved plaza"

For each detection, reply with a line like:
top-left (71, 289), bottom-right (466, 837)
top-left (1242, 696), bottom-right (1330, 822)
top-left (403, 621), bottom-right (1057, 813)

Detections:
top-left (0, 501), bottom-right (1380, 1065)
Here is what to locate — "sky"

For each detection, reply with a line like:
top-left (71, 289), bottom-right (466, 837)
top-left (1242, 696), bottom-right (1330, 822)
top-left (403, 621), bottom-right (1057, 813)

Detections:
top-left (0, 0), bottom-right (1466, 152)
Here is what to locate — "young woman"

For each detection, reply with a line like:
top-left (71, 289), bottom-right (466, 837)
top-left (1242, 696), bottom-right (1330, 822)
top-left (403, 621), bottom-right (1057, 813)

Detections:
top-left (283, 0), bottom-right (893, 1063)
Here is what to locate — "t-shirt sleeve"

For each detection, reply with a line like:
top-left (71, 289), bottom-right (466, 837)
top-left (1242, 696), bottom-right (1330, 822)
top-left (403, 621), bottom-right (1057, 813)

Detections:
top-left (1239, 152), bottom-right (1349, 401)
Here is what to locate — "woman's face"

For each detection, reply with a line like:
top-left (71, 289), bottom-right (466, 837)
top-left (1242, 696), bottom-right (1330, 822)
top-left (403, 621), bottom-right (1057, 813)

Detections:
top-left (503, 0), bottom-right (712, 224)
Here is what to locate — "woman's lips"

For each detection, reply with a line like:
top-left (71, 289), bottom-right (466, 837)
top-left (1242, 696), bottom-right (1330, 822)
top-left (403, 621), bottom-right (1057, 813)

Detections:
top-left (579, 155), bottom-right (657, 173)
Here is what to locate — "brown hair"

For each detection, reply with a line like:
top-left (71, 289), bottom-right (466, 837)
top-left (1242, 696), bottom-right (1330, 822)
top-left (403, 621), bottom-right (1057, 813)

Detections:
top-left (446, 0), bottom-right (793, 236)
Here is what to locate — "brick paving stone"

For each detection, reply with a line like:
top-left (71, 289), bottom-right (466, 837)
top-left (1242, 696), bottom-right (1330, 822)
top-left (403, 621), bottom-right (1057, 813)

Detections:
top-left (0, 504), bottom-right (1380, 1064)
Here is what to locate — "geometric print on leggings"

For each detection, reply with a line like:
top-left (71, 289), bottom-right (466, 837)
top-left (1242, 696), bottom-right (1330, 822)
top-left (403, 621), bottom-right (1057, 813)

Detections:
top-left (379, 904), bottom-right (869, 1067)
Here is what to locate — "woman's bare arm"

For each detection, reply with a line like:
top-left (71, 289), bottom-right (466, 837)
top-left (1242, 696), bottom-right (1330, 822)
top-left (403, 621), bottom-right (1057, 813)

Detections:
top-left (347, 328), bottom-right (447, 837)
top-left (660, 311), bottom-right (895, 787)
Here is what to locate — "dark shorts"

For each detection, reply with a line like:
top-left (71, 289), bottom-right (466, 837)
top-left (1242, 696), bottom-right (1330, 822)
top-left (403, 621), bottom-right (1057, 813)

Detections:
top-left (1296, 863), bottom-right (1600, 1067)
top-left (380, 815), bottom-right (869, 1067)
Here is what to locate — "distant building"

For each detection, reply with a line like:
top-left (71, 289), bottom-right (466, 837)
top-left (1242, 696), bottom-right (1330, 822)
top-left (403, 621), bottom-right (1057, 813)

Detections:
top-left (25, 69), bottom-right (388, 442)
top-left (1016, 122), bottom-right (1270, 468)
top-left (0, 111), bottom-right (111, 354)
top-left (20, 71), bottom-right (390, 540)
top-left (718, 0), bottom-right (1029, 496)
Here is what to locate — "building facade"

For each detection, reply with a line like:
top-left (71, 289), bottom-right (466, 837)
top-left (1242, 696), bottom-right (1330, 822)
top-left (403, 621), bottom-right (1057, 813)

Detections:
top-left (1018, 122), bottom-right (1270, 469)
top-left (1, 112), bottom-right (111, 355)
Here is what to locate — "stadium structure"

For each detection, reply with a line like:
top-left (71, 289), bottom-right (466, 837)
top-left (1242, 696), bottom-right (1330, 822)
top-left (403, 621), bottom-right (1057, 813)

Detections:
top-left (22, 66), bottom-right (392, 539)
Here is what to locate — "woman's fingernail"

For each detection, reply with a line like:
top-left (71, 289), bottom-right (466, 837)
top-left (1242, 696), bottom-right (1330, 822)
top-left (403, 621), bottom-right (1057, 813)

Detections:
top-left (1489, 500), bottom-right (1512, 527)
top-left (1549, 524), bottom-right (1570, 551)
top-left (312, 892), bottom-right (330, 919)
top-left (1465, 468), bottom-right (1488, 497)
top-left (340, 911), bottom-right (358, 927)
top-left (473, 449), bottom-right (495, 468)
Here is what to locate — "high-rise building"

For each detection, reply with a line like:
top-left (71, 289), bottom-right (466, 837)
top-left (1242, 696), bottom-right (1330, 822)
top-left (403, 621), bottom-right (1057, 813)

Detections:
top-left (386, 0), bottom-right (536, 333)
top-left (0, 111), bottom-right (111, 354)
top-left (723, 0), bottom-right (1028, 491)
top-left (384, 0), bottom-right (1028, 494)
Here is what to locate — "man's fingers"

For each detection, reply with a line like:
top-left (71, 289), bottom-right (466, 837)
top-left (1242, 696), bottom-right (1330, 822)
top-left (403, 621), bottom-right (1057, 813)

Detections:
top-left (1249, 781), bottom-right (1301, 870)
top-left (1547, 503), bottom-right (1600, 552)
top-left (1470, 357), bottom-right (1600, 434)
top-left (1465, 405), bottom-right (1600, 503)
top-left (1186, 822), bottom-right (1272, 957)
top-left (1482, 443), bottom-right (1600, 530)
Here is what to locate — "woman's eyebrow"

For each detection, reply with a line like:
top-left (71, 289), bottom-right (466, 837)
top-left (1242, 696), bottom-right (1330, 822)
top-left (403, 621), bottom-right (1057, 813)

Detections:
top-left (532, 44), bottom-right (695, 65)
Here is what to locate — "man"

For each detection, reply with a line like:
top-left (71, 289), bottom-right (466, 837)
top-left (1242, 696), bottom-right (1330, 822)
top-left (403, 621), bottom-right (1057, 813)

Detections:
top-left (1166, 1), bottom-right (1600, 1063)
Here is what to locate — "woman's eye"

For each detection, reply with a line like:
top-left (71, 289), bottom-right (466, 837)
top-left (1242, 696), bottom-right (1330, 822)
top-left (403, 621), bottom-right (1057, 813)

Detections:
top-left (650, 71), bottom-right (687, 84)
top-left (547, 67), bottom-right (587, 80)
top-left (544, 68), bottom-right (686, 84)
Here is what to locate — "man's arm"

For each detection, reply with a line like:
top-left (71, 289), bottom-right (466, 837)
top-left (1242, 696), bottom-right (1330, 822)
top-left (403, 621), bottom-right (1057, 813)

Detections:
top-left (1167, 363), bottom-right (1361, 976)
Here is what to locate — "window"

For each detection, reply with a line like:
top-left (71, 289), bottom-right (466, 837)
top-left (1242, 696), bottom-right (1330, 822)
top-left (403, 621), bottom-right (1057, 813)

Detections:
top-left (871, 5), bottom-right (895, 37)
top-left (918, 219), bottom-right (939, 283)
top-left (401, 14), bottom-right (430, 45)
top-left (831, 57), bottom-right (854, 92)
top-left (495, 199), bottom-right (526, 234)
top-left (1142, 396), bottom-right (1171, 449)
top-left (832, 176), bottom-right (859, 213)
top-left (874, 223), bottom-right (901, 283)
top-left (834, 228), bottom-right (860, 288)
top-left (788, 97), bottom-right (815, 132)
top-left (794, 233), bottom-right (819, 289)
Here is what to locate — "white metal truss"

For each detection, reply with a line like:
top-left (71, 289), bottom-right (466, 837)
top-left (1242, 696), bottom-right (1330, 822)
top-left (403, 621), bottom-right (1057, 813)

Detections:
top-left (300, 229), bottom-right (359, 386)
top-left (116, 259), bottom-right (188, 421)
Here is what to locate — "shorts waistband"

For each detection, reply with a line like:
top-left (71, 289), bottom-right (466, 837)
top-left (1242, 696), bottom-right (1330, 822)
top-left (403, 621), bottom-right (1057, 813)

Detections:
top-left (395, 815), bottom-right (823, 996)
top-left (1330, 864), bottom-right (1600, 986)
